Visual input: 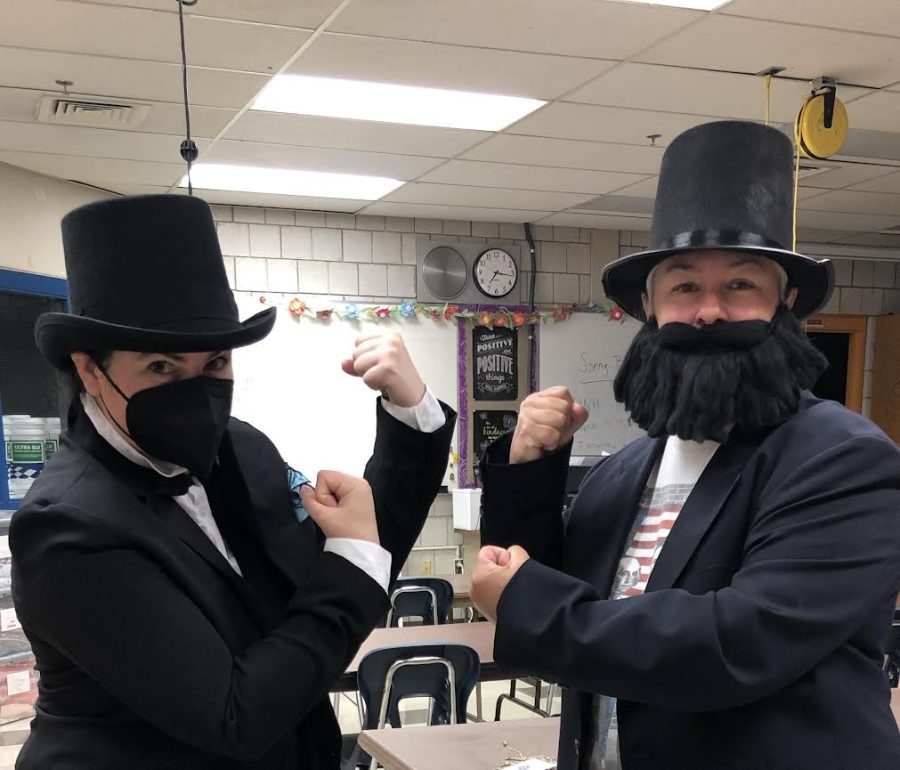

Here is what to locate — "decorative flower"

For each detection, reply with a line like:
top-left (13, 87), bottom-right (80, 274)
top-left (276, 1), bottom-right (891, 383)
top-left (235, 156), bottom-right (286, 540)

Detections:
top-left (344, 303), bottom-right (360, 320)
top-left (400, 300), bottom-right (416, 318)
top-left (479, 311), bottom-right (493, 327)
top-left (494, 314), bottom-right (508, 327)
top-left (428, 307), bottom-right (442, 320)
top-left (513, 311), bottom-right (526, 327)
top-left (444, 305), bottom-right (459, 321)
top-left (316, 309), bottom-right (333, 320)
top-left (610, 306), bottom-right (624, 321)
top-left (259, 295), bottom-right (267, 304)
top-left (288, 299), bottom-right (306, 317)
top-left (375, 306), bottom-right (392, 318)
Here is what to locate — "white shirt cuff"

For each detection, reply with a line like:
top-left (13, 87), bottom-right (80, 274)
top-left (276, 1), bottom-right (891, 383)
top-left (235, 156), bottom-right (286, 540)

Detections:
top-left (324, 538), bottom-right (392, 594)
top-left (380, 386), bottom-right (446, 433)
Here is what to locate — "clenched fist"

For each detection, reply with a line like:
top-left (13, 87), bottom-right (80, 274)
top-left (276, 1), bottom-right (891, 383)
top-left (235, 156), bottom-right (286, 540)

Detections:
top-left (469, 545), bottom-right (531, 623)
top-left (510, 386), bottom-right (589, 464)
top-left (300, 471), bottom-right (378, 544)
top-left (342, 332), bottom-right (426, 407)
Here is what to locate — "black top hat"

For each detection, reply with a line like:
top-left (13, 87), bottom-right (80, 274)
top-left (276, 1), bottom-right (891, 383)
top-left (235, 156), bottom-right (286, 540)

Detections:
top-left (602, 120), bottom-right (833, 320)
top-left (35, 194), bottom-right (275, 370)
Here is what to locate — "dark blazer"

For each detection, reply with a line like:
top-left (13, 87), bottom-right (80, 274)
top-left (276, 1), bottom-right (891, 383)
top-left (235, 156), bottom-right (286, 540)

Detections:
top-left (481, 393), bottom-right (900, 770)
top-left (11, 399), bottom-right (456, 769)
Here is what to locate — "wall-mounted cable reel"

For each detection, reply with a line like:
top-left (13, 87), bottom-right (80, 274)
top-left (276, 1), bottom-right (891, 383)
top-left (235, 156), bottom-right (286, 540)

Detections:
top-left (794, 76), bottom-right (849, 160)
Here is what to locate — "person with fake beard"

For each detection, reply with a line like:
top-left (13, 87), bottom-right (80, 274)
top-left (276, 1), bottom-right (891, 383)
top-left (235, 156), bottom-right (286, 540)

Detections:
top-left (9, 195), bottom-right (456, 770)
top-left (472, 121), bottom-right (900, 770)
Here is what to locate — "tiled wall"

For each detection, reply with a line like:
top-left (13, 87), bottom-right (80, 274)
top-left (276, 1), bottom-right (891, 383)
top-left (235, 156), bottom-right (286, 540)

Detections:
top-left (620, 230), bottom-right (900, 315)
top-left (212, 205), bottom-right (603, 308)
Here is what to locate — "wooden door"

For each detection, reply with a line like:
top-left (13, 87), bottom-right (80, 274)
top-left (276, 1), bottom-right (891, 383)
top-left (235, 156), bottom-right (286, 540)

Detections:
top-left (804, 314), bottom-right (867, 413)
top-left (872, 314), bottom-right (900, 443)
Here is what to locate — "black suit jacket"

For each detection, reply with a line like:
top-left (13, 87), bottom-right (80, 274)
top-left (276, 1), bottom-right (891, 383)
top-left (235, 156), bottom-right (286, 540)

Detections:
top-left (11, 399), bottom-right (456, 769)
top-left (481, 393), bottom-right (900, 770)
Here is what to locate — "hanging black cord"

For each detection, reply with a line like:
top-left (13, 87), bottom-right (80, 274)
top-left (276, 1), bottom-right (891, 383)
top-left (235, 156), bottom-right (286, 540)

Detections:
top-left (177, 0), bottom-right (199, 194)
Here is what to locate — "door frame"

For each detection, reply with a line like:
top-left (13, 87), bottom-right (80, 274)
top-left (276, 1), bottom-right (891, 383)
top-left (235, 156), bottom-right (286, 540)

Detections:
top-left (804, 313), bottom-right (867, 413)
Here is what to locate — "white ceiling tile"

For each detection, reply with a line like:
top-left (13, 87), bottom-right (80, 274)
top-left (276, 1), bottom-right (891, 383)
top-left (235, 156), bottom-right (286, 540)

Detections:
top-left (722, 0), bottom-right (900, 38)
top-left (833, 232), bottom-right (900, 247)
top-left (418, 161), bottom-right (645, 194)
top-left (840, 91), bottom-right (900, 133)
top-left (0, 87), bottom-right (235, 137)
top-left (225, 112), bottom-right (489, 158)
top-left (462, 135), bottom-right (666, 174)
top-left (330, 0), bottom-right (699, 59)
top-left (189, 190), bottom-right (363, 213)
top-left (637, 15), bottom-right (900, 88)
top-left (799, 189), bottom-right (900, 216)
top-left (849, 170), bottom-right (900, 194)
top-left (0, 46), bottom-right (267, 109)
top-left (796, 228), bottom-right (865, 243)
top-left (1, 0), bottom-right (309, 72)
top-left (288, 33), bottom-right (615, 100)
top-left (510, 103), bottom-right (709, 145)
top-left (609, 176), bottom-right (658, 198)
top-left (566, 62), bottom-right (870, 123)
top-left (536, 212), bottom-right (652, 231)
top-left (799, 163), bottom-right (899, 190)
top-left (80, 0), bottom-right (339, 28)
top-left (0, 151), bottom-right (185, 188)
top-left (0, 120), bottom-right (209, 163)
top-left (382, 183), bottom-right (586, 210)
top-left (797, 209), bottom-right (900, 231)
top-left (358, 201), bottom-right (552, 223)
top-left (203, 141), bottom-right (442, 180)
top-left (797, 187), bottom-right (830, 201)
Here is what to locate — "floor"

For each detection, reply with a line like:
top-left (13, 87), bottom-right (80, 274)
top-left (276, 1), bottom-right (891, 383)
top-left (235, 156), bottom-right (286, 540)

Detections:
top-left (0, 679), bottom-right (559, 769)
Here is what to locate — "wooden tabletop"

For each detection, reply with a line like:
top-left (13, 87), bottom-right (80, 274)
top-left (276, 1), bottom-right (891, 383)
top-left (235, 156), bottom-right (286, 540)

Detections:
top-left (441, 573), bottom-right (471, 600)
top-left (359, 717), bottom-right (560, 770)
top-left (335, 621), bottom-right (499, 692)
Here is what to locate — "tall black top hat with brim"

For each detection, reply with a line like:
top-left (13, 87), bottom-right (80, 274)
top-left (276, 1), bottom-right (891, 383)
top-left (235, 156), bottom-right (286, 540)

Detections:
top-left (35, 194), bottom-right (276, 370)
top-left (601, 120), bottom-right (833, 320)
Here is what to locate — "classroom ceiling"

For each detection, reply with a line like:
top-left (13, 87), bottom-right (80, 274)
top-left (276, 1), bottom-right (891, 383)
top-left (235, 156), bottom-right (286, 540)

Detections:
top-left (2, 0), bottom-right (900, 252)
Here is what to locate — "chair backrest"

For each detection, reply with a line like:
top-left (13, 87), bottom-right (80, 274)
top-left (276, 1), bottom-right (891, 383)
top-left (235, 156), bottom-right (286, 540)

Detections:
top-left (357, 642), bottom-right (480, 729)
top-left (345, 643), bottom-right (480, 769)
top-left (385, 576), bottom-right (454, 627)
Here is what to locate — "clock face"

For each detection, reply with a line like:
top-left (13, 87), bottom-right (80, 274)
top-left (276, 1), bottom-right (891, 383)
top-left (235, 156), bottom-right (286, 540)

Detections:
top-left (473, 248), bottom-right (518, 298)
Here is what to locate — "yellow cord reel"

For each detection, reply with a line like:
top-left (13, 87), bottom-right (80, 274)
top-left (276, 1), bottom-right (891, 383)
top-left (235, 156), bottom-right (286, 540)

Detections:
top-left (795, 80), bottom-right (849, 160)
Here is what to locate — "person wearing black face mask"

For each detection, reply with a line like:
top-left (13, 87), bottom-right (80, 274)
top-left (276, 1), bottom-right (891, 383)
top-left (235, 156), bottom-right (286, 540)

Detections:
top-left (10, 195), bottom-right (456, 770)
top-left (472, 121), bottom-right (900, 770)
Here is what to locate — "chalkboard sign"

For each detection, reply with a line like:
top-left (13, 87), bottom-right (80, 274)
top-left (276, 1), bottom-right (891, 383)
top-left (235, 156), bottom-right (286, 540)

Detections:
top-left (472, 326), bottom-right (518, 401)
top-left (474, 409), bottom-right (518, 464)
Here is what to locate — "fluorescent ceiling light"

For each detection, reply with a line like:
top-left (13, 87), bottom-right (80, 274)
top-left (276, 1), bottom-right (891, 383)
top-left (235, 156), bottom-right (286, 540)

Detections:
top-left (251, 75), bottom-right (546, 131)
top-left (180, 163), bottom-right (403, 200)
top-left (613, 0), bottom-right (731, 9)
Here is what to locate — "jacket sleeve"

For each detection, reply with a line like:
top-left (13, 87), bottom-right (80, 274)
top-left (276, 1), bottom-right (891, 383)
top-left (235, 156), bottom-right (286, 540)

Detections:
top-left (493, 435), bottom-right (900, 711)
top-left (364, 398), bottom-right (457, 583)
top-left (11, 505), bottom-right (388, 761)
top-left (479, 432), bottom-right (575, 568)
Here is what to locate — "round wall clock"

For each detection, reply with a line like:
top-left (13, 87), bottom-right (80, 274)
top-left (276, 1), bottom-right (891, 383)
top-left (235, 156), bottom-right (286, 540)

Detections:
top-left (473, 247), bottom-right (518, 298)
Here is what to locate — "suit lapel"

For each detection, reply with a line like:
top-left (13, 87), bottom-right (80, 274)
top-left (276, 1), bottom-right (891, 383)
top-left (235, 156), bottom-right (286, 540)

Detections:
top-left (575, 437), bottom-right (666, 596)
top-left (645, 431), bottom-right (761, 592)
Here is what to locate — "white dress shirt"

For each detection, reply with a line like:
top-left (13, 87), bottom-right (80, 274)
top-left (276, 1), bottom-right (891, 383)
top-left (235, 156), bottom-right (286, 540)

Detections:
top-left (81, 388), bottom-right (446, 593)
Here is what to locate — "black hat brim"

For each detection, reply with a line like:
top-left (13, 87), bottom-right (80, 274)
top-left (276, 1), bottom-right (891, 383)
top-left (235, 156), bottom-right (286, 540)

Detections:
top-left (602, 245), bottom-right (834, 321)
top-left (35, 306), bottom-right (276, 371)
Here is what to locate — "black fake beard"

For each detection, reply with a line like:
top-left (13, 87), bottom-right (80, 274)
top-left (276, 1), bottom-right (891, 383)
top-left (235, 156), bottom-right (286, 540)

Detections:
top-left (613, 306), bottom-right (828, 443)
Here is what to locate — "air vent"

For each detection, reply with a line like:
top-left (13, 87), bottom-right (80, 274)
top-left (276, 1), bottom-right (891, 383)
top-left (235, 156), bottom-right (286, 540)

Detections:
top-left (37, 95), bottom-right (151, 128)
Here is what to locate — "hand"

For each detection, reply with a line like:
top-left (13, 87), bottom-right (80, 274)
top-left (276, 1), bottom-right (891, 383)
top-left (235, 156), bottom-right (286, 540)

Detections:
top-left (342, 332), bottom-right (426, 408)
top-left (510, 386), bottom-right (589, 464)
top-left (300, 471), bottom-right (379, 545)
top-left (469, 545), bottom-right (530, 623)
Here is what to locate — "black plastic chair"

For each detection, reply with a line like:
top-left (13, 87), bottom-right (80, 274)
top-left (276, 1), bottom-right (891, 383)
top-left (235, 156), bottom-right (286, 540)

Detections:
top-left (384, 576), bottom-right (454, 627)
top-left (343, 642), bottom-right (480, 769)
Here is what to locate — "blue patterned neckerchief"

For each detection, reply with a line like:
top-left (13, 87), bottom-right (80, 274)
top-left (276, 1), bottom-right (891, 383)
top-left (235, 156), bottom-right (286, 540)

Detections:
top-left (285, 465), bottom-right (311, 522)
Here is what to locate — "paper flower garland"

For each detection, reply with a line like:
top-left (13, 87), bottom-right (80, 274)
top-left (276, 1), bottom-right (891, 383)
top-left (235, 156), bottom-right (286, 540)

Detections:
top-left (258, 296), bottom-right (625, 327)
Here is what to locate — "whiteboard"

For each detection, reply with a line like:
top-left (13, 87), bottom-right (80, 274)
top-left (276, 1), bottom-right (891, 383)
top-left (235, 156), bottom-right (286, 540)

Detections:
top-left (231, 293), bottom-right (458, 481)
top-left (538, 313), bottom-right (645, 456)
